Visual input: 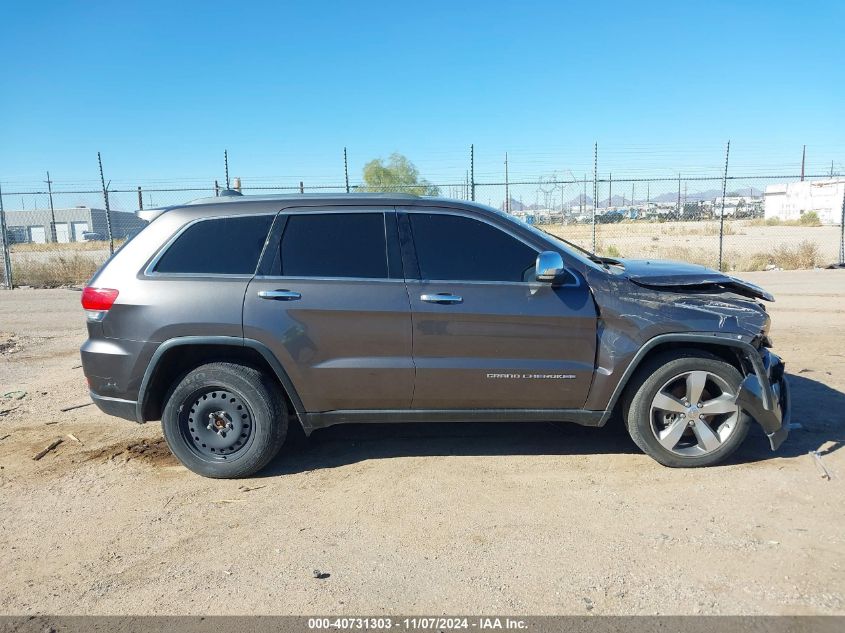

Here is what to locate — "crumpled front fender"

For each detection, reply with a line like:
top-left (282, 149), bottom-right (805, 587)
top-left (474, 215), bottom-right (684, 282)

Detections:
top-left (735, 351), bottom-right (790, 450)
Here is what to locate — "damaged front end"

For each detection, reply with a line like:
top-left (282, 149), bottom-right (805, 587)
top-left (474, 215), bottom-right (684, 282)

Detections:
top-left (735, 348), bottom-right (790, 450)
top-left (585, 258), bottom-right (791, 452)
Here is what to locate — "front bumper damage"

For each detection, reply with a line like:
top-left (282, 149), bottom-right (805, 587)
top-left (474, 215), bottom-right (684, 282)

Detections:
top-left (735, 349), bottom-right (790, 450)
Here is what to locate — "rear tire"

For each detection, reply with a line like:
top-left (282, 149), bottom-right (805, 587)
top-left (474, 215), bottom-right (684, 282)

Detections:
top-left (162, 362), bottom-right (287, 478)
top-left (624, 350), bottom-right (751, 467)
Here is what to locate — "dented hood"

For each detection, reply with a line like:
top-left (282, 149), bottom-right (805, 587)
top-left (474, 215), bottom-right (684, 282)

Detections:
top-left (618, 259), bottom-right (774, 302)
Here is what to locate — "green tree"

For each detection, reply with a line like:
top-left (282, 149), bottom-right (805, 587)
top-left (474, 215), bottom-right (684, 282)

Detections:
top-left (358, 153), bottom-right (440, 196)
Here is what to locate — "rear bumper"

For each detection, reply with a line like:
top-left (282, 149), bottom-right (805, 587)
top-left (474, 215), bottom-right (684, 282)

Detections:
top-left (735, 350), bottom-right (790, 451)
top-left (80, 334), bottom-right (158, 422)
top-left (90, 391), bottom-right (137, 421)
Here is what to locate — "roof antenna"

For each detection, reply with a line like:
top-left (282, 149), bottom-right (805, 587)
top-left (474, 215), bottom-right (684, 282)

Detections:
top-left (224, 149), bottom-right (230, 189)
top-left (219, 149), bottom-right (242, 196)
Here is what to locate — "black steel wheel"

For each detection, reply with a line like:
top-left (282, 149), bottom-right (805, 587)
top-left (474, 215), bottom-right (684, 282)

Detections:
top-left (162, 362), bottom-right (288, 478)
top-left (179, 387), bottom-right (255, 460)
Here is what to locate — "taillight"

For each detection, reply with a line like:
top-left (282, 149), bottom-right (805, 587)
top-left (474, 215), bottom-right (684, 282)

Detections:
top-left (81, 287), bottom-right (119, 321)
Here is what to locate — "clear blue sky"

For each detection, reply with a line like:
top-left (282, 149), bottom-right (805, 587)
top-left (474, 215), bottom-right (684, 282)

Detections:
top-left (1, 0), bottom-right (843, 193)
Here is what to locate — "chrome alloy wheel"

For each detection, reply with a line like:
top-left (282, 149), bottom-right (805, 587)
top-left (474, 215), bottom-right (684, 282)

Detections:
top-left (649, 370), bottom-right (740, 456)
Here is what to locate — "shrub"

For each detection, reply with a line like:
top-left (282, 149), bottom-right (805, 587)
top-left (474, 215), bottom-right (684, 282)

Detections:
top-left (12, 254), bottom-right (100, 288)
top-left (798, 211), bottom-right (821, 226)
top-left (736, 240), bottom-right (822, 271)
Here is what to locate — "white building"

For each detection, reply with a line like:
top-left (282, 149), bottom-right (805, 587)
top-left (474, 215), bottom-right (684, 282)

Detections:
top-left (3, 206), bottom-right (147, 244)
top-left (764, 178), bottom-right (845, 225)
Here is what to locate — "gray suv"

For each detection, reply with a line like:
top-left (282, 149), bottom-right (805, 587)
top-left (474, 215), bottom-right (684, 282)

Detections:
top-left (80, 193), bottom-right (789, 478)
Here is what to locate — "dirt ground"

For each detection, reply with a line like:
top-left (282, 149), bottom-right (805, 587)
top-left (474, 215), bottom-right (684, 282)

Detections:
top-left (547, 220), bottom-right (842, 269)
top-left (0, 270), bottom-right (843, 615)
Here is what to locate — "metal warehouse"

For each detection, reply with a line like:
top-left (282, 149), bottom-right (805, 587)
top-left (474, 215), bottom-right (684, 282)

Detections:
top-left (764, 178), bottom-right (845, 225)
top-left (3, 206), bottom-right (147, 243)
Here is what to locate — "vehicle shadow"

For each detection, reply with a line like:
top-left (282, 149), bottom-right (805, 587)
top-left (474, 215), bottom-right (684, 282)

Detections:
top-left (262, 419), bottom-right (639, 477)
top-left (732, 373), bottom-right (845, 463)
top-left (261, 373), bottom-right (845, 476)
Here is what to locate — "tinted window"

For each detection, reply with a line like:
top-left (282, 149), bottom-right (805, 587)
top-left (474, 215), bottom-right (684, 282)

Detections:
top-left (280, 213), bottom-right (388, 278)
top-left (154, 215), bottom-right (273, 275)
top-left (408, 213), bottom-right (537, 282)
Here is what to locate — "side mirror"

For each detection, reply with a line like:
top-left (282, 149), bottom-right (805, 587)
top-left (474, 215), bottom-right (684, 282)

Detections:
top-left (535, 251), bottom-right (566, 283)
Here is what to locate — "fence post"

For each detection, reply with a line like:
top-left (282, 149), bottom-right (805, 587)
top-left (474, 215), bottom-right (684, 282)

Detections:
top-left (137, 186), bottom-right (143, 210)
top-left (592, 143), bottom-right (598, 252)
top-left (344, 147), bottom-right (350, 193)
top-left (299, 181), bottom-right (304, 194)
top-left (0, 182), bottom-right (13, 289)
top-left (718, 140), bottom-right (731, 272)
top-left (676, 174), bottom-right (681, 216)
top-left (470, 144), bottom-right (475, 201)
top-left (839, 179), bottom-right (845, 265)
top-left (97, 152), bottom-right (115, 255)
top-left (504, 152), bottom-right (509, 213)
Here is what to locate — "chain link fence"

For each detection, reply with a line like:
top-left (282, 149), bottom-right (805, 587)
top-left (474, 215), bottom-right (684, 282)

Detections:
top-left (476, 174), bottom-right (844, 272)
top-left (1, 169), bottom-right (843, 288)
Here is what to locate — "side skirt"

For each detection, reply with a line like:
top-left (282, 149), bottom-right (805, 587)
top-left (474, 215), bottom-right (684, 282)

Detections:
top-left (302, 408), bottom-right (604, 434)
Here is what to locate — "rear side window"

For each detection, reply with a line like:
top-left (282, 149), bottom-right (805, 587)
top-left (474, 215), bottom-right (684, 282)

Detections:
top-left (154, 215), bottom-right (274, 275)
top-left (408, 213), bottom-right (537, 282)
top-left (280, 213), bottom-right (388, 278)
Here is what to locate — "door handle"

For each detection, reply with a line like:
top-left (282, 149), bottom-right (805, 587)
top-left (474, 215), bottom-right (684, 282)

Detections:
top-left (258, 290), bottom-right (301, 301)
top-left (420, 293), bottom-right (463, 304)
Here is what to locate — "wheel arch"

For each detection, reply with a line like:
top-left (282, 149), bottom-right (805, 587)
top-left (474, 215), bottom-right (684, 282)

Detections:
top-left (599, 333), bottom-right (770, 425)
top-left (137, 336), bottom-right (306, 427)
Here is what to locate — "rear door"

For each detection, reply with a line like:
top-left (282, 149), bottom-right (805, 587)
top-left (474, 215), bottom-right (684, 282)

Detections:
top-left (243, 207), bottom-right (413, 412)
top-left (401, 208), bottom-right (597, 410)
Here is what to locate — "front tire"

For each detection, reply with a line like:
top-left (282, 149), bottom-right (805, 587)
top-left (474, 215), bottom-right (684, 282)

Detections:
top-left (624, 351), bottom-right (751, 467)
top-left (162, 362), bottom-right (287, 478)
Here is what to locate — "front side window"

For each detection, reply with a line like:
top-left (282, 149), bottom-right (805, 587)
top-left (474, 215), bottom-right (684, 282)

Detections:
top-left (280, 212), bottom-right (388, 278)
top-left (408, 213), bottom-right (537, 282)
top-left (154, 215), bottom-right (274, 275)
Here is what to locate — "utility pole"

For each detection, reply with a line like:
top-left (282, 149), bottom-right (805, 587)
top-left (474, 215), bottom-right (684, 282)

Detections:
top-left (224, 150), bottom-right (230, 189)
top-left (470, 144), bottom-right (475, 201)
top-left (800, 145), bottom-right (806, 181)
top-left (97, 152), bottom-right (115, 255)
top-left (718, 141), bottom-right (731, 272)
top-left (0, 182), bottom-right (13, 289)
top-left (45, 171), bottom-right (57, 243)
top-left (344, 147), bottom-right (350, 193)
top-left (504, 152), bottom-right (510, 213)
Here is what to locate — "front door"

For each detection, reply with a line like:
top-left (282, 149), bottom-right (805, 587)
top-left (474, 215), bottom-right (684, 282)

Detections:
top-left (244, 208), bottom-right (413, 412)
top-left (402, 209), bottom-right (597, 410)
